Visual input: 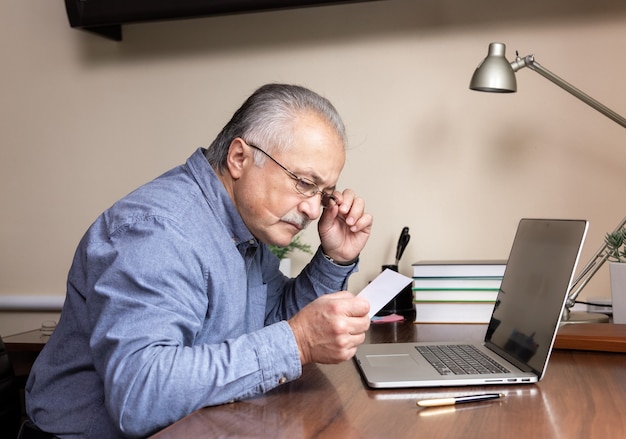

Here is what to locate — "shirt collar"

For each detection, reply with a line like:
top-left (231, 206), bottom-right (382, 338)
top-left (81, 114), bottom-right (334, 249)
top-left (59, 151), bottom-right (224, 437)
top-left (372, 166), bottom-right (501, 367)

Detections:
top-left (186, 148), bottom-right (257, 248)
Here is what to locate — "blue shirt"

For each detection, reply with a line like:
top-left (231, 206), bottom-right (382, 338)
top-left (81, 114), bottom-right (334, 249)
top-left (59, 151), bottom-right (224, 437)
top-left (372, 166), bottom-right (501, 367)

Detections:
top-left (26, 148), bottom-right (358, 438)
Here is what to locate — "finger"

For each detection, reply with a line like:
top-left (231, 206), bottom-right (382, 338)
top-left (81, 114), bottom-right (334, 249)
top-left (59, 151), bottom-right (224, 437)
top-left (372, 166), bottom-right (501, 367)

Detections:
top-left (337, 188), bottom-right (354, 202)
top-left (343, 197), bottom-right (366, 227)
top-left (335, 189), bottom-right (354, 214)
top-left (347, 319), bottom-right (371, 337)
top-left (350, 212), bottom-right (374, 233)
top-left (347, 297), bottom-right (371, 317)
top-left (318, 201), bottom-right (342, 230)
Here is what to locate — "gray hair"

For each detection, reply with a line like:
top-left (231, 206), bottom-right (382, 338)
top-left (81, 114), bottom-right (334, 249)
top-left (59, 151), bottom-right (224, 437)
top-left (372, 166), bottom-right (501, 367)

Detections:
top-left (205, 84), bottom-right (347, 173)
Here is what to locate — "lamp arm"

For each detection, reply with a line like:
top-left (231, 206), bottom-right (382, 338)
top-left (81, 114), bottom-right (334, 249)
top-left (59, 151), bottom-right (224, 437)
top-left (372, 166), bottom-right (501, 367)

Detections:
top-left (566, 216), bottom-right (626, 310)
top-left (513, 55), bottom-right (626, 129)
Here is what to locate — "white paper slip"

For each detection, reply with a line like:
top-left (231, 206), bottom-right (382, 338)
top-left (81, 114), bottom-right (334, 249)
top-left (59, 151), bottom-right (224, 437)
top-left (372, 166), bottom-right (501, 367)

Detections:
top-left (357, 269), bottom-right (413, 318)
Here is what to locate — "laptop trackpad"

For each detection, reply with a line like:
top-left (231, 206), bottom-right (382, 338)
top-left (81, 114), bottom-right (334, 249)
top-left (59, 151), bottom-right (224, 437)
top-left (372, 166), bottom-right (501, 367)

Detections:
top-left (367, 354), bottom-right (417, 368)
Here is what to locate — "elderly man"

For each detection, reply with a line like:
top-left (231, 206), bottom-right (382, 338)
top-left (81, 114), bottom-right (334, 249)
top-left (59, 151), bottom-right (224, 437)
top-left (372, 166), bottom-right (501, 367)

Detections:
top-left (25, 84), bottom-right (373, 438)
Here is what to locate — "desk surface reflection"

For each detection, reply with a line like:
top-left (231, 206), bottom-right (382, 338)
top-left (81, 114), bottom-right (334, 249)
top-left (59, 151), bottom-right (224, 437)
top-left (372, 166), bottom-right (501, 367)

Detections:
top-left (152, 322), bottom-right (626, 439)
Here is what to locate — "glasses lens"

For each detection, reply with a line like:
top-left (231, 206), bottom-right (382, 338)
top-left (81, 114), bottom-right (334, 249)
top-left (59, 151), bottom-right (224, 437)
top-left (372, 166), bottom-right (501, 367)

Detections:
top-left (294, 178), bottom-right (319, 197)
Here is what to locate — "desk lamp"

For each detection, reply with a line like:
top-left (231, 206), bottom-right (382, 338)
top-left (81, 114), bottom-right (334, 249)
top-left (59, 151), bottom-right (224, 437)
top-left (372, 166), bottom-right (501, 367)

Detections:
top-left (469, 42), bottom-right (626, 323)
top-left (469, 42), bottom-right (626, 128)
top-left (564, 216), bottom-right (626, 322)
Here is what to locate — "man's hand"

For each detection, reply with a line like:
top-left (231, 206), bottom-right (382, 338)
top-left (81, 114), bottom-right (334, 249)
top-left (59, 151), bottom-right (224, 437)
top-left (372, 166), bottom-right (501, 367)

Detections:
top-left (318, 189), bottom-right (373, 264)
top-left (288, 291), bottom-right (371, 365)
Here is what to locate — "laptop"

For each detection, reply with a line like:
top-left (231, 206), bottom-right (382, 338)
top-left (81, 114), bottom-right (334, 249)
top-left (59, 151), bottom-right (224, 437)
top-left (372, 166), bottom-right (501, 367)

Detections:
top-left (354, 218), bottom-right (588, 388)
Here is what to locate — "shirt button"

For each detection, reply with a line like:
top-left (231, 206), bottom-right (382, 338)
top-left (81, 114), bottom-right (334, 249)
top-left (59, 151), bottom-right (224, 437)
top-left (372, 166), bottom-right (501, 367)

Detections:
top-left (278, 377), bottom-right (287, 385)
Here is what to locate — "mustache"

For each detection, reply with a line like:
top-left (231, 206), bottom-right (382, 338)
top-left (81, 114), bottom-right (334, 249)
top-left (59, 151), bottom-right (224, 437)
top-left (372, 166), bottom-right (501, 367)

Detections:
top-left (281, 212), bottom-right (311, 230)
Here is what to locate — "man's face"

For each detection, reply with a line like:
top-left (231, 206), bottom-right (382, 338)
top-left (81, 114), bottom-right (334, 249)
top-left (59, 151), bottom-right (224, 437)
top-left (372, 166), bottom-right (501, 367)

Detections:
top-left (233, 113), bottom-right (345, 247)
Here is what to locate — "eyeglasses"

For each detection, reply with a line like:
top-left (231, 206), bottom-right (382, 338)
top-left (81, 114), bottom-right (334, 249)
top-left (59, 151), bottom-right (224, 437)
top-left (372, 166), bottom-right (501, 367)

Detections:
top-left (244, 140), bottom-right (338, 208)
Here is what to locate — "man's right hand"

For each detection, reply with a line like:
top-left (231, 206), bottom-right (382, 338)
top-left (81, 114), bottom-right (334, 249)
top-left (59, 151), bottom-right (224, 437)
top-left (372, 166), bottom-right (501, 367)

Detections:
top-left (287, 291), bottom-right (371, 365)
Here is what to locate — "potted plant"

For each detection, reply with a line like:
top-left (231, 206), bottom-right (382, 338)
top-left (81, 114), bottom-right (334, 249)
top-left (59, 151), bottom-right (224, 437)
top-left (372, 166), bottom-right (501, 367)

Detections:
top-left (605, 228), bottom-right (626, 262)
top-left (605, 226), bottom-right (626, 323)
top-left (268, 235), bottom-right (313, 276)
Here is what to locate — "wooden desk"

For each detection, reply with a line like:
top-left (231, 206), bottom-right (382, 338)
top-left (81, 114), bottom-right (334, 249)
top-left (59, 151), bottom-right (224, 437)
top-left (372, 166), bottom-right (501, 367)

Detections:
top-left (4, 328), bottom-right (50, 418)
top-left (151, 322), bottom-right (626, 438)
top-left (3, 329), bottom-right (49, 378)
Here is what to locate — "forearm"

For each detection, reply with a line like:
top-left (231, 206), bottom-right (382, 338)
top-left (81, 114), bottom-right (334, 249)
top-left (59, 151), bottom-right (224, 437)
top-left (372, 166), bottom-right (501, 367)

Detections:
top-left (264, 247), bottom-right (359, 323)
top-left (101, 321), bottom-right (300, 437)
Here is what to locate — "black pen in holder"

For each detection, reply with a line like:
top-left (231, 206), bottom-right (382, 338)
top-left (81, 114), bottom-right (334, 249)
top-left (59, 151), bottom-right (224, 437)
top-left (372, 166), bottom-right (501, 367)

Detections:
top-left (376, 264), bottom-right (415, 318)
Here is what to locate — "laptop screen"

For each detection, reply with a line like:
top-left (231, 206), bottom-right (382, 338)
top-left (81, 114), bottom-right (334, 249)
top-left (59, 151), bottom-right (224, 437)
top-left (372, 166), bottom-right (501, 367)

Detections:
top-left (484, 219), bottom-right (588, 374)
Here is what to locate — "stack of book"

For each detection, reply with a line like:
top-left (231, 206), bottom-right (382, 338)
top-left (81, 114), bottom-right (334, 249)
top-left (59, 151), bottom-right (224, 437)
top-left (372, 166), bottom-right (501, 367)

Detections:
top-left (412, 260), bottom-right (507, 324)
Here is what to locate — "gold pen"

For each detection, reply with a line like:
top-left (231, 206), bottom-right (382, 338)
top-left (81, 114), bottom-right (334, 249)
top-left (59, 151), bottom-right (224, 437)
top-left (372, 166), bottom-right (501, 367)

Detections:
top-left (417, 393), bottom-right (504, 407)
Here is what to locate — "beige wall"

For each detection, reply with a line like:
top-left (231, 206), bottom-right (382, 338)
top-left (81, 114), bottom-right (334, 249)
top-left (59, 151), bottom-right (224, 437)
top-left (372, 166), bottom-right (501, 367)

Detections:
top-left (2, 0), bottom-right (625, 335)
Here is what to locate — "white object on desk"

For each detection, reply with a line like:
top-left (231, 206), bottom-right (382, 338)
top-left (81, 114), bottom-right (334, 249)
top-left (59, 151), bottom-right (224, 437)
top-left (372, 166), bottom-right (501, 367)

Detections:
top-left (357, 269), bottom-right (412, 318)
top-left (610, 262), bottom-right (626, 324)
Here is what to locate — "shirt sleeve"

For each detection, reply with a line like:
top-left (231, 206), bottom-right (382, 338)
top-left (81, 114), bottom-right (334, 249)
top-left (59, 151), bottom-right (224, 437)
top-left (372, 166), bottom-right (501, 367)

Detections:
top-left (262, 246), bottom-right (359, 324)
top-left (86, 216), bottom-right (303, 437)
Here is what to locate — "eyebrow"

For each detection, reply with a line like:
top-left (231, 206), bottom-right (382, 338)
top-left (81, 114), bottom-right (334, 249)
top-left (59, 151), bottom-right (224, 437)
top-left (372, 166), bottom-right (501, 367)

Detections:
top-left (296, 167), bottom-right (336, 192)
top-left (248, 141), bottom-right (336, 193)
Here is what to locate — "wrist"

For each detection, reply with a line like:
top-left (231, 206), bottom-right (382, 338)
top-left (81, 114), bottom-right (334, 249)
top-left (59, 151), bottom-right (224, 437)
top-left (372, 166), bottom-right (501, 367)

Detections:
top-left (322, 252), bottom-right (358, 266)
top-left (287, 318), bottom-right (309, 365)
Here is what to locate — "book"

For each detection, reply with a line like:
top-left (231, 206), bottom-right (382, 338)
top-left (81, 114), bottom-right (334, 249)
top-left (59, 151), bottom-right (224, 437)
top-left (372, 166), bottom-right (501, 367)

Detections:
top-left (414, 289), bottom-right (499, 302)
top-left (412, 260), bottom-right (507, 278)
top-left (412, 277), bottom-right (502, 291)
top-left (411, 260), bottom-right (505, 323)
top-left (414, 302), bottom-right (495, 324)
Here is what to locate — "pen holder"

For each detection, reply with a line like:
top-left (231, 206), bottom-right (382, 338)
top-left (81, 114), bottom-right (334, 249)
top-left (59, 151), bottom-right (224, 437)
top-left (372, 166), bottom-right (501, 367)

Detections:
top-left (376, 264), bottom-right (415, 319)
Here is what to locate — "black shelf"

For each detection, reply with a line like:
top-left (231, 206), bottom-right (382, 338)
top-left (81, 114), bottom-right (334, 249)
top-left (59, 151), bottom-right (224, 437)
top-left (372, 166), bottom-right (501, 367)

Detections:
top-left (65, 0), bottom-right (379, 41)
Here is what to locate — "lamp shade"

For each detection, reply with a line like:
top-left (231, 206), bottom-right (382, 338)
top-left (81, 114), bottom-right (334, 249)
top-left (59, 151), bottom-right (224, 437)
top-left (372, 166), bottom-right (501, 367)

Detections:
top-left (469, 42), bottom-right (517, 93)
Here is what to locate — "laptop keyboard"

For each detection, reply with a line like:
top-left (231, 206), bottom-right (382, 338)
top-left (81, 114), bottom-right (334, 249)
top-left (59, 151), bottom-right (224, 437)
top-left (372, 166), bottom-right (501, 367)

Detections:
top-left (415, 344), bottom-right (510, 376)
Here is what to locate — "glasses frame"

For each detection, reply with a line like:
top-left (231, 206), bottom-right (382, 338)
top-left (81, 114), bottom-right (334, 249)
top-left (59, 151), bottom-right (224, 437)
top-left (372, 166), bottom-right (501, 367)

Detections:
top-left (243, 140), bottom-right (338, 208)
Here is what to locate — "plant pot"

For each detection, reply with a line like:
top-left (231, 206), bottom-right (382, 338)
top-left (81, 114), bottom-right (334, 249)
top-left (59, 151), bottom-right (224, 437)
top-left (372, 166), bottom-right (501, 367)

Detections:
top-left (279, 258), bottom-right (291, 277)
top-left (609, 262), bottom-right (626, 324)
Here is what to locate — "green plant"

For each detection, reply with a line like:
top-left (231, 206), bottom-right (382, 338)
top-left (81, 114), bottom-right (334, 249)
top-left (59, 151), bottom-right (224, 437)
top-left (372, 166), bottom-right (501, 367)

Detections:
top-left (604, 227), bottom-right (626, 263)
top-left (268, 235), bottom-right (313, 260)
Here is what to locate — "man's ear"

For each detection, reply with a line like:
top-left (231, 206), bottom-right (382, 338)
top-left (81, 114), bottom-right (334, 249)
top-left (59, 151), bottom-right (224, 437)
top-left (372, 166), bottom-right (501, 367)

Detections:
top-left (225, 138), bottom-right (249, 180)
